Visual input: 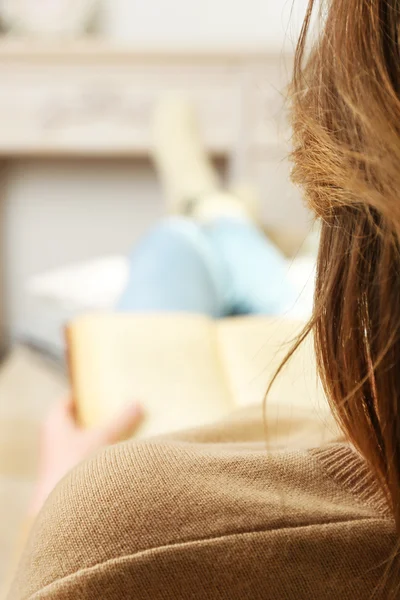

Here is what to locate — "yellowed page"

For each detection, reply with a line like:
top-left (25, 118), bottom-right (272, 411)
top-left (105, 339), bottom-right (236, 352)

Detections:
top-left (217, 316), bottom-right (329, 414)
top-left (67, 313), bottom-right (233, 438)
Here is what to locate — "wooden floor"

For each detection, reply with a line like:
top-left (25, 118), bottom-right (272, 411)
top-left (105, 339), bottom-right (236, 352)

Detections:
top-left (0, 346), bottom-right (67, 584)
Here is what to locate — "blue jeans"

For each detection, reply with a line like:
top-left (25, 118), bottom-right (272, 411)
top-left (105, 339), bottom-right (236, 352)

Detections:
top-left (117, 217), bottom-right (296, 318)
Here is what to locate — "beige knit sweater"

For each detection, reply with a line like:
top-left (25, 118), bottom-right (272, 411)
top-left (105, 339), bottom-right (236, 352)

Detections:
top-left (8, 405), bottom-right (396, 599)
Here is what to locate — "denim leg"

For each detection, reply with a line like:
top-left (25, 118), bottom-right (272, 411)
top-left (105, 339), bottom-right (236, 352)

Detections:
top-left (116, 217), bottom-right (229, 318)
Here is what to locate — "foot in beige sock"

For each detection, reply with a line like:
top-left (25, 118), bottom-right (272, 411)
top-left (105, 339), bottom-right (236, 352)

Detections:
top-left (152, 93), bottom-right (219, 213)
top-left (152, 94), bottom-right (259, 223)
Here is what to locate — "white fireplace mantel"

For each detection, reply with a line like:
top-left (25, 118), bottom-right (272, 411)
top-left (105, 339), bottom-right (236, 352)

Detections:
top-left (0, 39), bottom-right (291, 160)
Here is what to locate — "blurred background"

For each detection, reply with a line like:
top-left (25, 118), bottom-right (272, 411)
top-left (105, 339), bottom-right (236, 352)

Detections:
top-left (0, 0), bottom-right (316, 582)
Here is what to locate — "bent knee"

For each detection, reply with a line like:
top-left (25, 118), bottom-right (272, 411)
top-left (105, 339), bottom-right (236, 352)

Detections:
top-left (150, 216), bottom-right (200, 241)
top-left (144, 217), bottom-right (206, 256)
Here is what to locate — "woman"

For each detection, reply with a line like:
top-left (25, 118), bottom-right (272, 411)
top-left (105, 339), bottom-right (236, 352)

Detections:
top-left (8, 0), bottom-right (400, 598)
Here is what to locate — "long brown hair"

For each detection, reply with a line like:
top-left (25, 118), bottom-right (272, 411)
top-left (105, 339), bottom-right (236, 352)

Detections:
top-left (287, 0), bottom-right (400, 594)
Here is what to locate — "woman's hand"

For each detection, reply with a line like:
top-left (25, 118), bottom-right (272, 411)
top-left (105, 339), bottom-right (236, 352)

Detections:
top-left (29, 397), bottom-right (143, 515)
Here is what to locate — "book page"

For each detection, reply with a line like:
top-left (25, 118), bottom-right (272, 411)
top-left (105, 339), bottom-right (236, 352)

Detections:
top-left (67, 313), bottom-right (233, 438)
top-left (217, 316), bottom-right (329, 414)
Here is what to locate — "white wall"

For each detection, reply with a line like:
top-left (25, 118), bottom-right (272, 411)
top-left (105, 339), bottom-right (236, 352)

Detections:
top-left (100, 0), bottom-right (309, 50)
top-left (5, 159), bottom-right (164, 336)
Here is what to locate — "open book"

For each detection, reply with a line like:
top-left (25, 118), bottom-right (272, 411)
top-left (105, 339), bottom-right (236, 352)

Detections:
top-left (66, 313), bottom-right (328, 439)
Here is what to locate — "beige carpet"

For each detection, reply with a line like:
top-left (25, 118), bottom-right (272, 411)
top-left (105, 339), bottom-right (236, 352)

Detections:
top-left (0, 346), bottom-right (67, 583)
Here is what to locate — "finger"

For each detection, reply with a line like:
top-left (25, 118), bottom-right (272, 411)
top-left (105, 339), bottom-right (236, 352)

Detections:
top-left (95, 402), bottom-right (144, 445)
top-left (57, 395), bottom-right (79, 426)
top-left (65, 394), bottom-right (80, 422)
top-left (63, 395), bottom-right (75, 416)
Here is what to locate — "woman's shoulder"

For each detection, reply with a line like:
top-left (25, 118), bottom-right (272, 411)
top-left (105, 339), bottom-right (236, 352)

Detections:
top-left (9, 410), bottom-right (392, 599)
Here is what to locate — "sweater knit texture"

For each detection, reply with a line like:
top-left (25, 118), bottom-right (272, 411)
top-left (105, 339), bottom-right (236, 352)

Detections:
top-left (8, 405), bottom-right (396, 599)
